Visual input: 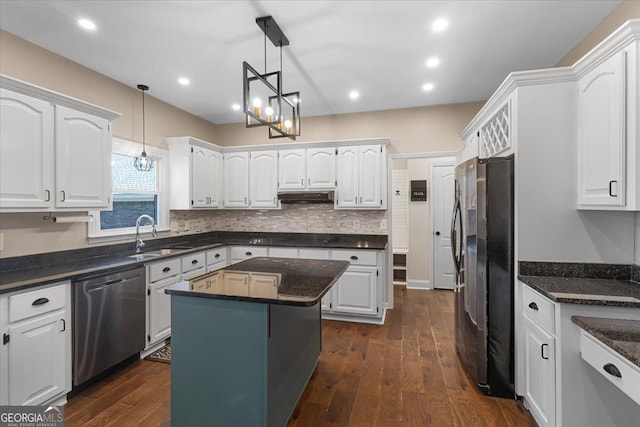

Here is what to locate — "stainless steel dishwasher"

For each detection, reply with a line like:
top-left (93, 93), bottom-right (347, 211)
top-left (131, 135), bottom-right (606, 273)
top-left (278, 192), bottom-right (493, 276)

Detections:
top-left (73, 266), bottom-right (145, 386)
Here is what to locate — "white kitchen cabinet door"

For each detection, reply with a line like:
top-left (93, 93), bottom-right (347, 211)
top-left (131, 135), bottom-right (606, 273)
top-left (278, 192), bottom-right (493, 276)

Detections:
top-left (524, 319), bottom-right (556, 427)
top-left (192, 146), bottom-right (222, 208)
top-left (55, 105), bottom-right (111, 209)
top-left (8, 311), bottom-right (66, 405)
top-left (250, 150), bottom-right (278, 208)
top-left (306, 147), bottom-right (335, 190)
top-left (224, 152), bottom-right (249, 208)
top-left (0, 89), bottom-right (55, 210)
top-left (336, 146), bottom-right (359, 208)
top-left (332, 266), bottom-right (377, 316)
top-left (577, 49), bottom-right (626, 207)
top-left (148, 278), bottom-right (172, 346)
top-left (358, 145), bottom-right (382, 207)
top-left (278, 149), bottom-right (306, 190)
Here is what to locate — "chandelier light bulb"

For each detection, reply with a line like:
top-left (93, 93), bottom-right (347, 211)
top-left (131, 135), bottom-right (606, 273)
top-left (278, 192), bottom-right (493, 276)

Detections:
top-left (265, 106), bottom-right (274, 121)
top-left (284, 119), bottom-right (293, 132)
top-left (252, 97), bottom-right (262, 116)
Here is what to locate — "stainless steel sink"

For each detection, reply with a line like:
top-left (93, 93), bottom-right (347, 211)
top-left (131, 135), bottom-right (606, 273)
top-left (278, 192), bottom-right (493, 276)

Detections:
top-left (127, 253), bottom-right (162, 260)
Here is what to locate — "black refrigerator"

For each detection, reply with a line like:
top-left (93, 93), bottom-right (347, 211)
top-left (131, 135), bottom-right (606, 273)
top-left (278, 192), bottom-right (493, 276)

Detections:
top-left (450, 155), bottom-right (514, 398)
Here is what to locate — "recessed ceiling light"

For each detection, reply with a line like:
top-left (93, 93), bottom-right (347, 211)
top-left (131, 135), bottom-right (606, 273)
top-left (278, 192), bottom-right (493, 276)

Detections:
top-left (232, 104), bottom-right (241, 111)
top-left (78, 18), bottom-right (97, 31)
top-left (422, 83), bottom-right (435, 92)
top-left (432, 18), bottom-right (448, 33)
top-left (349, 90), bottom-right (360, 100)
top-left (178, 77), bottom-right (190, 86)
top-left (426, 57), bottom-right (440, 68)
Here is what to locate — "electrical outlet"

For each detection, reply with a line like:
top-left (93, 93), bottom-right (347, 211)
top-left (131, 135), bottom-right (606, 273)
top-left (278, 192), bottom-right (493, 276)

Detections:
top-left (380, 219), bottom-right (387, 230)
top-left (353, 220), bottom-right (360, 230)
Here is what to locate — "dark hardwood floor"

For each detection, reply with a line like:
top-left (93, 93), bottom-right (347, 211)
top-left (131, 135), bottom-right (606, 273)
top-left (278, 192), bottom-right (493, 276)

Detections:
top-left (64, 287), bottom-right (536, 426)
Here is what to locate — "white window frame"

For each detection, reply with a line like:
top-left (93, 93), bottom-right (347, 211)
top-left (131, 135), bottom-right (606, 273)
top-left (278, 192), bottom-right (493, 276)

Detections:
top-left (88, 137), bottom-right (170, 242)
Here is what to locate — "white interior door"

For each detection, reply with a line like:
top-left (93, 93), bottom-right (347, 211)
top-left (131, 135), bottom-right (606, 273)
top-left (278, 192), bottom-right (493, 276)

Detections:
top-left (432, 163), bottom-right (455, 289)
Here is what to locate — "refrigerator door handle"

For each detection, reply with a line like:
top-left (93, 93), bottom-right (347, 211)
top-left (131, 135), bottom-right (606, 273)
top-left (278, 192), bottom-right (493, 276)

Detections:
top-left (450, 196), bottom-right (462, 275)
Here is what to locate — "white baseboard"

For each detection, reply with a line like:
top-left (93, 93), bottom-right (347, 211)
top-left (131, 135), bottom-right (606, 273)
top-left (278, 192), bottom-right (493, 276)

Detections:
top-left (406, 279), bottom-right (433, 290)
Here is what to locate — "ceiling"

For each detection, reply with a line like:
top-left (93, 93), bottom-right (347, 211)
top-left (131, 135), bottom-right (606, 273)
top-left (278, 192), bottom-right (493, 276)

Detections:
top-left (0, 1), bottom-right (621, 125)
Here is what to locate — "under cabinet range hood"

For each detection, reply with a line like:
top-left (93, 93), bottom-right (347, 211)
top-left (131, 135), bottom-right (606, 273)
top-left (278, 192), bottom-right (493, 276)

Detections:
top-left (277, 191), bottom-right (334, 203)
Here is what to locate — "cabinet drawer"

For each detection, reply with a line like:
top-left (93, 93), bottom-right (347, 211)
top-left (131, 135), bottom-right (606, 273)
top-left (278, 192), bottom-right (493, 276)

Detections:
top-left (299, 249), bottom-right (330, 260)
top-left (229, 246), bottom-right (268, 260)
top-left (181, 252), bottom-right (206, 273)
top-left (206, 248), bottom-right (227, 265)
top-left (331, 250), bottom-right (377, 266)
top-left (9, 283), bottom-right (66, 323)
top-left (522, 284), bottom-right (555, 334)
top-left (148, 258), bottom-right (181, 283)
top-left (580, 331), bottom-right (640, 405)
top-left (182, 266), bottom-right (206, 281)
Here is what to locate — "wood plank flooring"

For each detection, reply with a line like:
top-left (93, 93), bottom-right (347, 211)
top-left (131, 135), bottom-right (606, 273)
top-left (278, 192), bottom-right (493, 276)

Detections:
top-left (64, 287), bottom-right (536, 426)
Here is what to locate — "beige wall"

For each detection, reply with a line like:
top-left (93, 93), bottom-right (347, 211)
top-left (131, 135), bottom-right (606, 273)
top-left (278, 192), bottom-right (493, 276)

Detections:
top-left (215, 102), bottom-right (483, 154)
top-left (0, 30), bottom-right (218, 148)
top-left (557, 0), bottom-right (640, 67)
top-left (406, 159), bottom-right (430, 286)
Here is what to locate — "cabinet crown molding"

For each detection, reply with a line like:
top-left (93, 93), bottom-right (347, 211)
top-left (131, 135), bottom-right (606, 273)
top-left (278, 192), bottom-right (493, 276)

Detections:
top-left (164, 136), bottom-right (390, 152)
top-left (461, 18), bottom-right (640, 142)
top-left (0, 74), bottom-right (121, 120)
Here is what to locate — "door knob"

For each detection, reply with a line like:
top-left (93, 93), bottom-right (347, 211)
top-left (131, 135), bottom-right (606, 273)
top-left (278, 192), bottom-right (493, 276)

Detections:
top-left (435, 231), bottom-right (441, 236)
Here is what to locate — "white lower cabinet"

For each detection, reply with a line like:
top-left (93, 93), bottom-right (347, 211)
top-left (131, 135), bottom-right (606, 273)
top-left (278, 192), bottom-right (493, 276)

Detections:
top-left (147, 275), bottom-right (174, 347)
top-left (520, 282), bottom-right (640, 427)
top-left (523, 318), bottom-right (555, 427)
top-left (331, 266), bottom-right (377, 316)
top-left (0, 281), bottom-right (71, 406)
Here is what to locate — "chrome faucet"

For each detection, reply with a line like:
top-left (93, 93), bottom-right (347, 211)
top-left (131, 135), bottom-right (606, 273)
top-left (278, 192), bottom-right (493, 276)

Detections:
top-left (135, 214), bottom-right (157, 253)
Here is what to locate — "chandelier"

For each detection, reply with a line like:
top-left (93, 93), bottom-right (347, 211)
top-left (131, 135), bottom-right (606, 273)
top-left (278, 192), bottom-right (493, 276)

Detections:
top-left (243, 16), bottom-right (300, 140)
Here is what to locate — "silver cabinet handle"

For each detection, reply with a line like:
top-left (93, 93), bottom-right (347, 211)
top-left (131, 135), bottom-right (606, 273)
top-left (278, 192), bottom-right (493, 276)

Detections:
top-left (273, 197), bottom-right (276, 204)
top-left (308, 178), bottom-right (311, 186)
top-left (244, 197), bottom-right (248, 204)
top-left (45, 190), bottom-right (50, 201)
top-left (354, 197), bottom-right (357, 203)
top-left (300, 178), bottom-right (304, 185)
top-left (61, 191), bottom-right (66, 202)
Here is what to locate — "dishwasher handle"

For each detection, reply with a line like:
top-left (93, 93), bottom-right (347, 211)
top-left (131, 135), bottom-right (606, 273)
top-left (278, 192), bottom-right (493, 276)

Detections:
top-left (86, 278), bottom-right (126, 292)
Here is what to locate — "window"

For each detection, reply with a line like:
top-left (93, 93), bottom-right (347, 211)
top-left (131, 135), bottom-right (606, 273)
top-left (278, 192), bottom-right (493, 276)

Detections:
top-left (89, 137), bottom-right (169, 241)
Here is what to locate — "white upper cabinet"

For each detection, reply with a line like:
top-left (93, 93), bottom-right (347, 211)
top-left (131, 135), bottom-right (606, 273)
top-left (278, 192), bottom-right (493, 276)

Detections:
top-left (192, 146), bottom-right (222, 208)
top-left (167, 137), bottom-right (223, 210)
top-left (278, 149), bottom-right (306, 190)
top-left (358, 145), bottom-right (382, 207)
top-left (249, 150), bottom-right (278, 208)
top-left (224, 151), bottom-right (250, 208)
top-left (55, 106), bottom-right (111, 209)
top-left (336, 144), bottom-right (386, 209)
top-left (0, 89), bottom-right (54, 209)
top-left (278, 147), bottom-right (335, 191)
top-left (306, 147), bottom-right (335, 189)
top-left (577, 49), bottom-right (626, 207)
top-left (0, 76), bottom-right (120, 212)
top-left (577, 39), bottom-right (639, 210)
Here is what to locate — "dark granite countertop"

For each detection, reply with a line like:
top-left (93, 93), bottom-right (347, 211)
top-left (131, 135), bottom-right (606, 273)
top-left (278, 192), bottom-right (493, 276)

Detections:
top-left (166, 257), bottom-right (350, 307)
top-left (519, 276), bottom-right (640, 308)
top-left (0, 231), bottom-right (386, 295)
top-left (572, 316), bottom-right (640, 368)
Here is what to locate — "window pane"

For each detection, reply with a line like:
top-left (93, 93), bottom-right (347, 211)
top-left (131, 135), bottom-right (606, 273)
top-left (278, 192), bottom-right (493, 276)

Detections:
top-left (100, 194), bottom-right (158, 230)
top-left (112, 153), bottom-right (156, 191)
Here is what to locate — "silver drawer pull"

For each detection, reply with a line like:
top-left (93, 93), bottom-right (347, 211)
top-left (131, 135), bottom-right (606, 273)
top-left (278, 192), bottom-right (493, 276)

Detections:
top-left (603, 363), bottom-right (622, 378)
top-left (191, 260), bottom-right (198, 265)
top-left (528, 302), bottom-right (538, 311)
top-left (32, 297), bottom-right (49, 306)
top-left (245, 251), bottom-right (252, 256)
top-left (162, 267), bottom-right (171, 273)
top-left (215, 254), bottom-right (221, 258)
top-left (350, 256), bottom-right (358, 260)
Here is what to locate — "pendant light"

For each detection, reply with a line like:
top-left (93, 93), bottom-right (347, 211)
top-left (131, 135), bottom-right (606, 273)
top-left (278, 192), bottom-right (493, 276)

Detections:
top-left (134, 84), bottom-right (154, 172)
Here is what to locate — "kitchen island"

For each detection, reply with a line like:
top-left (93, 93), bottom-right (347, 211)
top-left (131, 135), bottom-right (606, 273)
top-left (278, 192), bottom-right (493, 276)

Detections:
top-left (165, 257), bottom-right (350, 427)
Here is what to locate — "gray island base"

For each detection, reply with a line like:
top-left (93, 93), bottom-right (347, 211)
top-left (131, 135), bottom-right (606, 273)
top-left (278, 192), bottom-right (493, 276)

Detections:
top-left (166, 257), bottom-right (350, 427)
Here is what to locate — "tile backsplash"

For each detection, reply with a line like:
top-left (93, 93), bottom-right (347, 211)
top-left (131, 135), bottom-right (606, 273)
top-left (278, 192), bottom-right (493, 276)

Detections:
top-left (170, 204), bottom-right (388, 236)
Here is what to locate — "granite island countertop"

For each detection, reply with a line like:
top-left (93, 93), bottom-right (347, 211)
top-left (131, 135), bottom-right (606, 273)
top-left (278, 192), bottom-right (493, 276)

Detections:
top-left (519, 276), bottom-right (640, 308)
top-left (0, 231), bottom-right (387, 294)
top-left (166, 257), bottom-right (350, 306)
top-left (571, 316), bottom-right (640, 368)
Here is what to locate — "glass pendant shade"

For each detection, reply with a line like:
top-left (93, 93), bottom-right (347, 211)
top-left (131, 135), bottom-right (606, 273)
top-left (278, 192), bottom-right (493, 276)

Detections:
top-left (135, 84), bottom-right (154, 172)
